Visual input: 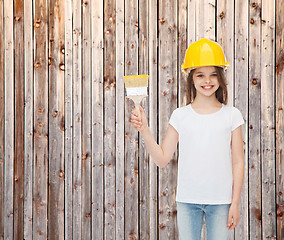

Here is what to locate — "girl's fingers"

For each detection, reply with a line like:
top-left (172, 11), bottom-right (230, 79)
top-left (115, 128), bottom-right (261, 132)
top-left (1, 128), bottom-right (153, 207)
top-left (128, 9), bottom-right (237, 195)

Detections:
top-left (132, 109), bottom-right (139, 117)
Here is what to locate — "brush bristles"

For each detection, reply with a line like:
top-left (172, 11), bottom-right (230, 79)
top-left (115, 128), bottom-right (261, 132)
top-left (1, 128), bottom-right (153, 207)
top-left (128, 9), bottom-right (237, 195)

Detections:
top-left (124, 75), bottom-right (148, 88)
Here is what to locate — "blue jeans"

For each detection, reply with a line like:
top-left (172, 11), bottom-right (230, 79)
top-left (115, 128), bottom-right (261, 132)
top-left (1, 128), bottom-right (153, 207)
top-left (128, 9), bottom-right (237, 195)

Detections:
top-left (177, 201), bottom-right (231, 240)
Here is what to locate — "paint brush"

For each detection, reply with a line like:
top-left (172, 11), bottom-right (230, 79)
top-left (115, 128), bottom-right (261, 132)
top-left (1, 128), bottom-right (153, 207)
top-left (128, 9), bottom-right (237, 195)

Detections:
top-left (124, 74), bottom-right (148, 119)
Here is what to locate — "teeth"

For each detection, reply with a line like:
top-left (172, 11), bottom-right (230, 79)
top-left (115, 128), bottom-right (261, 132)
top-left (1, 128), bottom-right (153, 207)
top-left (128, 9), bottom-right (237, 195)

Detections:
top-left (203, 86), bottom-right (213, 89)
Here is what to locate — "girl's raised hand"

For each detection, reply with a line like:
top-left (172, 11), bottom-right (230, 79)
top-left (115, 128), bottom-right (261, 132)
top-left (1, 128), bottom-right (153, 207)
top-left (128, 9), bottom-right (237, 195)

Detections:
top-left (130, 105), bottom-right (148, 133)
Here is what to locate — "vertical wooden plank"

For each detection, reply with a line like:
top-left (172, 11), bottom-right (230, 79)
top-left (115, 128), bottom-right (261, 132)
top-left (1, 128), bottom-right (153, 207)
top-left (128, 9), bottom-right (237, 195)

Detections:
top-left (261, 0), bottom-right (276, 239)
top-left (178, 0), bottom-right (187, 107)
top-left (158, 0), bottom-right (178, 239)
top-left (125, 0), bottom-right (139, 238)
top-left (115, 0), bottom-right (124, 239)
top-left (232, 0), bottom-right (249, 239)
top-left (217, 0), bottom-right (234, 107)
top-left (72, 0), bottom-right (82, 238)
top-left (248, 1), bottom-right (262, 239)
top-left (276, 0), bottom-right (284, 238)
top-left (139, 0), bottom-right (149, 239)
top-left (0, 0), bottom-right (4, 238)
top-left (64, 0), bottom-right (73, 238)
top-left (14, 1), bottom-right (24, 239)
top-left (104, 0), bottom-right (116, 239)
top-left (33, 0), bottom-right (48, 238)
top-left (187, 0), bottom-right (196, 45)
top-left (82, 1), bottom-right (91, 239)
top-left (234, 1), bottom-right (249, 239)
top-left (92, 0), bottom-right (104, 238)
top-left (48, 0), bottom-right (65, 238)
top-left (149, 0), bottom-right (158, 239)
top-left (24, 0), bottom-right (33, 238)
top-left (195, 0), bottom-right (215, 40)
top-left (3, 0), bottom-right (14, 239)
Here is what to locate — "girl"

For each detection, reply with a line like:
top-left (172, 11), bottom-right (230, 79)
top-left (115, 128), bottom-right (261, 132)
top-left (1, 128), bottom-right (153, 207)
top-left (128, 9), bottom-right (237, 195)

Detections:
top-left (130, 38), bottom-right (245, 240)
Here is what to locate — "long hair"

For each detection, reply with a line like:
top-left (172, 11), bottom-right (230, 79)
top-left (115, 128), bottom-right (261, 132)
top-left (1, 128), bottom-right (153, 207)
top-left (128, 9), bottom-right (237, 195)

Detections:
top-left (186, 66), bottom-right (228, 105)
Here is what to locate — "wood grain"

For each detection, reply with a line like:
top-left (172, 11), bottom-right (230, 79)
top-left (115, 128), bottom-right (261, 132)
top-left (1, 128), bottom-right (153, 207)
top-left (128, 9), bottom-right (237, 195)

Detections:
top-left (276, 0), bottom-right (284, 238)
top-left (72, 0), bottom-right (82, 238)
top-left (158, 0), bottom-right (178, 239)
top-left (248, 1), bottom-right (262, 239)
top-left (14, 0), bottom-right (24, 239)
top-left (234, 1), bottom-right (249, 239)
top-left (0, 0), bottom-right (4, 238)
top-left (33, 0), bottom-right (48, 239)
top-left (82, 1), bottom-right (91, 239)
top-left (64, 0), bottom-right (73, 238)
top-left (115, 0), bottom-right (125, 239)
top-left (23, 0), bottom-right (33, 238)
top-left (48, 0), bottom-right (65, 238)
top-left (261, 0), bottom-right (276, 238)
top-left (92, 0), bottom-right (104, 239)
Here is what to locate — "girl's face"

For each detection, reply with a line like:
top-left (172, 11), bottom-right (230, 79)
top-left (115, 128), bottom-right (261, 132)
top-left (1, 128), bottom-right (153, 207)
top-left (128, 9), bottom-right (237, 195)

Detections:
top-left (192, 66), bottom-right (220, 97)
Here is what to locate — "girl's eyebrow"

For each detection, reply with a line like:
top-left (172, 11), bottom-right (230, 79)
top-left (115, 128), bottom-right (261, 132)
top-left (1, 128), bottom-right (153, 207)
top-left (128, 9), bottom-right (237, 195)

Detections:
top-left (195, 71), bottom-right (217, 74)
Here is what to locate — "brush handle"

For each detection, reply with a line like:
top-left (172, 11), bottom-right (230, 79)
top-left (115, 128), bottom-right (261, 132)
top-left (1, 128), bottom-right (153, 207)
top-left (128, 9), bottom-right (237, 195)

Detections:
top-left (135, 103), bottom-right (141, 119)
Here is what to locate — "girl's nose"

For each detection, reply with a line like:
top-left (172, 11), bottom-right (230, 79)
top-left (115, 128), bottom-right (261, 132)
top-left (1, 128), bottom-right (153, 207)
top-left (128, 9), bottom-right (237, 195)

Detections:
top-left (205, 78), bottom-right (212, 83)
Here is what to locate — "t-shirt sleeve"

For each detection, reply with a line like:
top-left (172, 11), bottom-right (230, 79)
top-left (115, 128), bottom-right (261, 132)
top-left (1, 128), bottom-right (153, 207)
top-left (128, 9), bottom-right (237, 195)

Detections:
top-left (169, 109), bottom-right (179, 133)
top-left (231, 107), bottom-right (245, 131)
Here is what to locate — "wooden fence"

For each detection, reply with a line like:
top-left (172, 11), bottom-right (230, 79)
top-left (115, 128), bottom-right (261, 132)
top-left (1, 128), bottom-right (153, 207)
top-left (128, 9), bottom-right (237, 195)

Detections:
top-left (0, 0), bottom-right (283, 239)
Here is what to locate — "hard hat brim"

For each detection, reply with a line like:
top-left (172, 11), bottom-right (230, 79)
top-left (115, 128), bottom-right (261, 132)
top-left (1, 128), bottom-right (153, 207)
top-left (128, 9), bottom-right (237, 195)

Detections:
top-left (182, 62), bottom-right (230, 75)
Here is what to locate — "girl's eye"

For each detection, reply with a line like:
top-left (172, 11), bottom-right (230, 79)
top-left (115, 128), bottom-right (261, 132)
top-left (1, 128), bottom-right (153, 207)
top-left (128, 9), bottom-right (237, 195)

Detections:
top-left (197, 74), bottom-right (203, 77)
top-left (212, 73), bottom-right (217, 77)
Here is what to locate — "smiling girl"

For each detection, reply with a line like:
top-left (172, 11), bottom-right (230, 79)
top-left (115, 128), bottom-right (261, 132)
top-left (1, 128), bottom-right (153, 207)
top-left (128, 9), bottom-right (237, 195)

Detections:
top-left (130, 38), bottom-right (245, 240)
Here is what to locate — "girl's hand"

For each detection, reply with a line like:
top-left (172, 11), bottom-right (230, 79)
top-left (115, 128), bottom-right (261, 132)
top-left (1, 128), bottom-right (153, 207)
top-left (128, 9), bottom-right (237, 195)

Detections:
top-left (227, 204), bottom-right (240, 230)
top-left (130, 105), bottom-right (148, 133)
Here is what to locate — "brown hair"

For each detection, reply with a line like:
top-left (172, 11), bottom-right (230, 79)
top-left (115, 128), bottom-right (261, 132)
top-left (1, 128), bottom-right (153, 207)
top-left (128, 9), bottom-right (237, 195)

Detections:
top-left (186, 66), bottom-right (228, 105)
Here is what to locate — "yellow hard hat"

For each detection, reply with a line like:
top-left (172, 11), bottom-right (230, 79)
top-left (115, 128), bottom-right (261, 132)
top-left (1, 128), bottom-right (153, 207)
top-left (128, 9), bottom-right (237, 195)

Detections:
top-left (181, 38), bottom-right (230, 74)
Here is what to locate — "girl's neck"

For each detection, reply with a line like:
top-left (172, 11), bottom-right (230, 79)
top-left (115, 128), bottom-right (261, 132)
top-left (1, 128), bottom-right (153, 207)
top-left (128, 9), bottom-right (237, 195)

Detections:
top-left (191, 95), bottom-right (221, 108)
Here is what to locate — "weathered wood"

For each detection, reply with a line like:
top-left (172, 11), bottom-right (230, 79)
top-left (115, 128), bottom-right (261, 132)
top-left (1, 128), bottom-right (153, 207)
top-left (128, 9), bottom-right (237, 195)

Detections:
top-left (104, 0), bottom-right (116, 239)
top-left (82, 1), bottom-right (91, 239)
top-left (196, 0), bottom-right (215, 40)
top-left (261, 0), bottom-right (276, 239)
top-left (48, 0), bottom-right (65, 239)
top-left (124, 0), bottom-right (139, 239)
top-left (92, 0), bottom-right (104, 239)
top-left (149, 0), bottom-right (158, 239)
top-left (33, 0), bottom-right (48, 239)
top-left (234, 1), bottom-right (249, 240)
top-left (187, 0), bottom-right (196, 46)
top-left (217, 0), bottom-right (234, 107)
top-left (276, 0), bottom-right (284, 238)
top-left (139, 0), bottom-right (150, 239)
top-left (14, 1), bottom-right (24, 239)
top-left (158, 0), bottom-right (178, 239)
top-left (115, 0), bottom-right (124, 239)
top-left (248, 1), bottom-right (262, 239)
top-left (23, 0), bottom-right (33, 238)
top-left (64, 0), bottom-right (73, 238)
top-left (72, 0), bottom-right (82, 238)
top-left (0, 0), bottom-right (4, 239)
top-left (4, 0), bottom-right (14, 238)
top-left (178, 0), bottom-right (187, 107)
top-left (0, 1), bottom-right (283, 239)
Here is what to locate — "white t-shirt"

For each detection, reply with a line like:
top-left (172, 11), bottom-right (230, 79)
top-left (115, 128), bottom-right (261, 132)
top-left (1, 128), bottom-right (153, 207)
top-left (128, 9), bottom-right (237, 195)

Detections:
top-left (169, 103), bottom-right (245, 204)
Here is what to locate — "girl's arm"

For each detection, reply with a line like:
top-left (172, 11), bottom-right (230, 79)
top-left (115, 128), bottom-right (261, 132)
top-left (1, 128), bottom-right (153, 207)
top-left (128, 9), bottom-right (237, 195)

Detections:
top-left (231, 125), bottom-right (245, 206)
top-left (227, 125), bottom-right (245, 230)
top-left (131, 105), bottom-right (179, 168)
